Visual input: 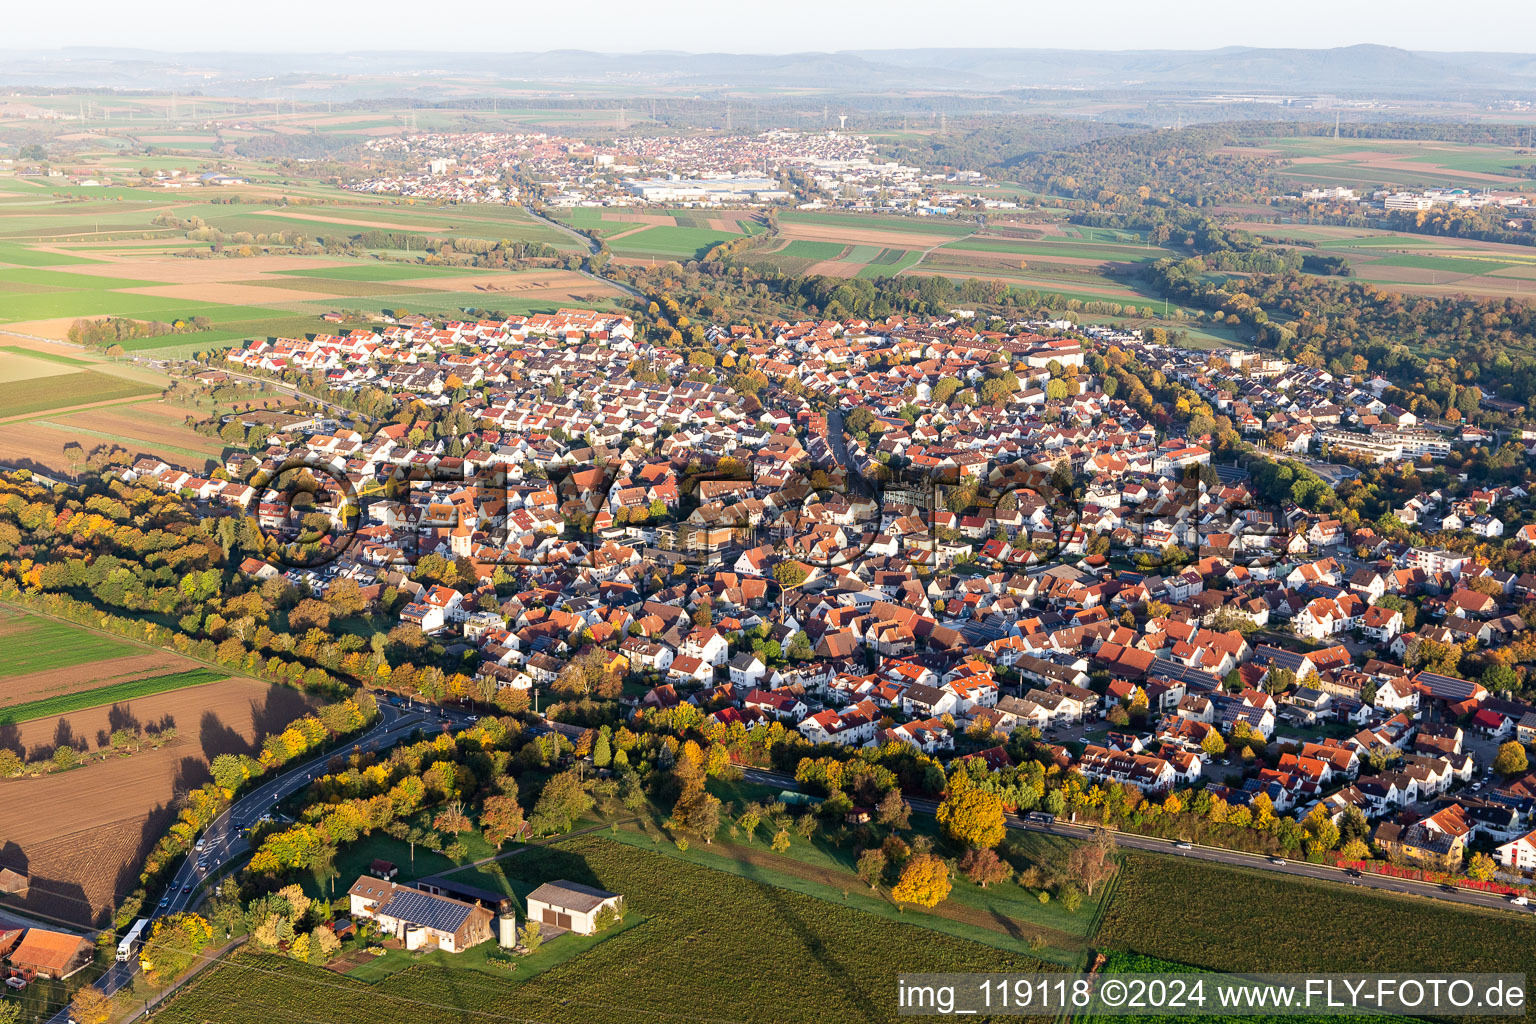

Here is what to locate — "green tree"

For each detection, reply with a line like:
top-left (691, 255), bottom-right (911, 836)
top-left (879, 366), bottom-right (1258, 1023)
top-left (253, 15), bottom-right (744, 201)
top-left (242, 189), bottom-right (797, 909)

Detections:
top-left (772, 561), bottom-right (808, 589)
top-left (857, 847), bottom-right (887, 890)
top-left (528, 770), bottom-right (593, 835)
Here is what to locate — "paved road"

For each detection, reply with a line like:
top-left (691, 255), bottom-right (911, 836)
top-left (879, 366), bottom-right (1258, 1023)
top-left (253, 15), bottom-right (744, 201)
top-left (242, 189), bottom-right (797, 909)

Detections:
top-left (521, 206), bottom-right (647, 302)
top-left (738, 766), bottom-right (1532, 918)
top-left (43, 698), bottom-right (488, 1023)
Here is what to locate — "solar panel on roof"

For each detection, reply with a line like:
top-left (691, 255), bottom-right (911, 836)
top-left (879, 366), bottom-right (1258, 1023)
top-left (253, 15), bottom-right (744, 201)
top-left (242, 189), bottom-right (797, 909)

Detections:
top-left (378, 888), bottom-right (472, 934)
top-left (1148, 657), bottom-right (1220, 691)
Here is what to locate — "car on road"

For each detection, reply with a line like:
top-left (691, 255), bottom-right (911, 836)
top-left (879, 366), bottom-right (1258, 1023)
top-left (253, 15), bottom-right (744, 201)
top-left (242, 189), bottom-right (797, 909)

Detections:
top-left (157, 896), bottom-right (169, 909)
top-left (1346, 868), bottom-right (1362, 877)
top-left (1174, 841), bottom-right (1192, 850)
top-left (1270, 857), bottom-right (1287, 866)
top-left (1511, 894), bottom-right (1529, 906)
top-left (467, 715), bottom-right (479, 722)
top-left (182, 884), bottom-right (192, 893)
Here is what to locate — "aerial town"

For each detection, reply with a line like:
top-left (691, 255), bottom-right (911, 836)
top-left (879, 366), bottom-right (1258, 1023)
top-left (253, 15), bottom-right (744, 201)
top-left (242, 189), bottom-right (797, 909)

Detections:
top-left (347, 129), bottom-right (995, 212)
top-left (103, 301), bottom-right (1534, 888)
top-left (9, 24), bottom-right (1536, 1024)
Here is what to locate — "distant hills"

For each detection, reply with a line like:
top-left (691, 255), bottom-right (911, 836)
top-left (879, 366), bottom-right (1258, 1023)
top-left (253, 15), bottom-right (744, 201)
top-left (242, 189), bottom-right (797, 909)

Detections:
top-left (2, 45), bottom-right (1536, 98)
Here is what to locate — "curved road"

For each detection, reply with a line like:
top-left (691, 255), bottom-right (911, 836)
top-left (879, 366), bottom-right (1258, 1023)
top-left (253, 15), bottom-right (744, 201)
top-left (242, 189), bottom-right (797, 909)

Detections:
top-left (521, 206), bottom-right (647, 302)
top-left (46, 698), bottom-right (486, 1023)
top-left (738, 766), bottom-right (1532, 918)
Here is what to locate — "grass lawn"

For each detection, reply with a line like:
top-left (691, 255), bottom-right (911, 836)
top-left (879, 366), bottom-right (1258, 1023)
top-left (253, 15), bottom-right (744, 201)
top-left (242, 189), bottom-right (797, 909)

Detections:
top-left (0, 608), bottom-right (140, 676)
top-left (154, 835), bottom-right (1050, 1024)
top-left (0, 667), bottom-right (229, 725)
top-left (291, 809), bottom-right (505, 904)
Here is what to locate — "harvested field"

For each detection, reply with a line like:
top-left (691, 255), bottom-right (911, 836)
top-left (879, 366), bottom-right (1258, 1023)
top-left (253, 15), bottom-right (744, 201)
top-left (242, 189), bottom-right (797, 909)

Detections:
top-left (233, 277), bottom-right (427, 298)
top-left (48, 254), bottom-right (356, 284)
top-left (0, 335), bottom-right (103, 361)
top-left (251, 209), bottom-right (435, 232)
top-left (0, 651), bottom-right (195, 711)
top-left (596, 212), bottom-right (676, 227)
top-left (48, 404), bottom-right (226, 461)
top-left (778, 221), bottom-right (974, 250)
top-left (402, 270), bottom-right (626, 303)
top-left (0, 350), bottom-right (79, 382)
top-left (805, 258), bottom-right (864, 278)
top-left (1, 668), bottom-right (228, 726)
top-left (0, 318), bottom-right (82, 340)
top-left (0, 421), bottom-right (111, 474)
top-left (122, 282), bottom-right (339, 305)
top-left (0, 677), bottom-right (319, 926)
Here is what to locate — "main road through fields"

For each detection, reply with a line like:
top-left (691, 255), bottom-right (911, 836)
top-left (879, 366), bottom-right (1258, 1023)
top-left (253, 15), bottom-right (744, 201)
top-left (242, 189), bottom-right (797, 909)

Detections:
top-left (738, 766), bottom-right (1533, 917)
top-left (44, 698), bottom-right (489, 1024)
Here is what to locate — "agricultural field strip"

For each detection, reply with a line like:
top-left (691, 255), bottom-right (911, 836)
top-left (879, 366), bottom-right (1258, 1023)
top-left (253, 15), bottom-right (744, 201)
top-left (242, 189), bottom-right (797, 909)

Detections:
top-left (0, 612), bottom-right (139, 677)
top-left (0, 668), bottom-right (229, 725)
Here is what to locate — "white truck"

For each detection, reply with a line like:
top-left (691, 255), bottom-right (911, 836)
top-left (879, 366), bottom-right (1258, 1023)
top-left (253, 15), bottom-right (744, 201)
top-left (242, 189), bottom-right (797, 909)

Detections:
top-left (116, 918), bottom-right (149, 962)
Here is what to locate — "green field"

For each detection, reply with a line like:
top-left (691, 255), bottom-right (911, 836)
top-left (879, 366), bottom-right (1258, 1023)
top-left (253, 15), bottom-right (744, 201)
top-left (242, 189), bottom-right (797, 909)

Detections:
top-left (154, 835), bottom-right (1050, 1024)
top-left (553, 208), bottom-right (649, 238)
top-left (0, 609), bottom-right (140, 677)
top-left (0, 668), bottom-right (229, 725)
top-left (606, 225), bottom-right (748, 260)
top-left (1261, 136), bottom-right (1536, 190)
top-left (0, 370), bottom-right (159, 417)
top-left (0, 242), bottom-right (104, 267)
top-left (856, 247), bottom-right (923, 278)
top-left (1354, 252), bottom-right (1518, 276)
top-left (1085, 952), bottom-right (1412, 1024)
top-left (1096, 853), bottom-right (1536, 978)
top-left (776, 240), bottom-right (849, 260)
top-left (0, 345), bottom-right (95, 367)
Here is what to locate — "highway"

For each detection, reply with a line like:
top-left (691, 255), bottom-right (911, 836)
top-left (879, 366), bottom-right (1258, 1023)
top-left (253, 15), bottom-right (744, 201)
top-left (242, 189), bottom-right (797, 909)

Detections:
top-left (737, 767), bottom-right (1533, 918)
top-left (44, 697), bottom-right (484, 1023)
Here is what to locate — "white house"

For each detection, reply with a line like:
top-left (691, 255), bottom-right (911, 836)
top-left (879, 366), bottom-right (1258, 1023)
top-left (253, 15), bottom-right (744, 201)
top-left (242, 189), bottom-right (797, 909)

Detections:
top-left (347, 877), bottom-right (493, 953)
top-left (524, 880), bottom-right (623, 936)
top-left (1496, 830), bottom-right (1536, 872)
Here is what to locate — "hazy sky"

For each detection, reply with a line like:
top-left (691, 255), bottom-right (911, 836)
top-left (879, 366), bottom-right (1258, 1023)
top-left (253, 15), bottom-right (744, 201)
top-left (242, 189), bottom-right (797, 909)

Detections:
top-left (8, 0), bottom-right (1534, 53)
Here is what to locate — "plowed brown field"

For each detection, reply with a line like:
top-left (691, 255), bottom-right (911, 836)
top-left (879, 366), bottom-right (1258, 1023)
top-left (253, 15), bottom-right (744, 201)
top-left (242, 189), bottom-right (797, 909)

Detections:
top-left (0, 677), bottom-right (318, 925)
